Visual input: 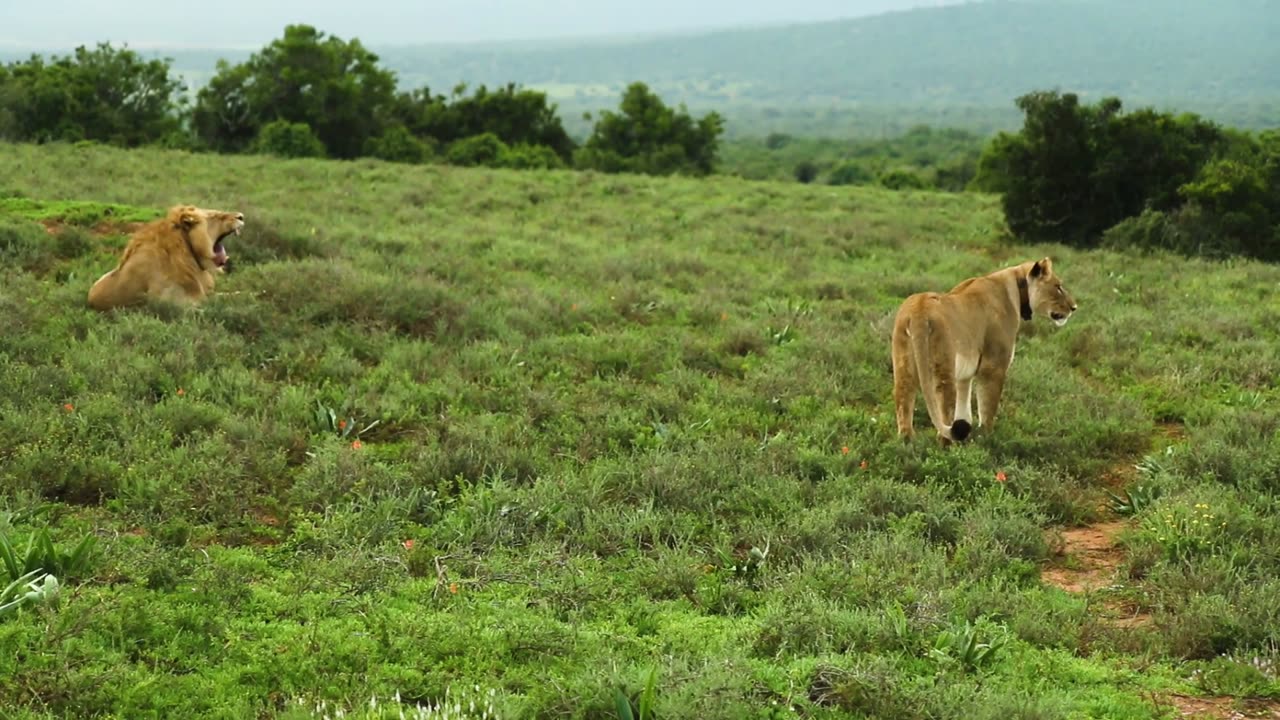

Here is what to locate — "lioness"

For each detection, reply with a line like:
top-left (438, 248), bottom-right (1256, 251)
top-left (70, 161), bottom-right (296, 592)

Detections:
top-left (87, 204), bottom-right (245, 311)
top-left (891, 257), bottom-right (1077, 443)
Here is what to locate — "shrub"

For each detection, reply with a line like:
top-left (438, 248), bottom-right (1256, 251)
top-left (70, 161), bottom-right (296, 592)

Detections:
top-left (794, 161), bottom-right (818, 184)
top-left (880, 168), bottom-right (930, 190)
top-left (363, 125), bottom-right (434, 164)
top-left (501, 143), bottom-right (565, 170)
top-left (446, 132), bottom-right (508, 167)
top-left (827, 161), bottom-right (874, 186)
top-left (253, 120), bottom-right (327, 158)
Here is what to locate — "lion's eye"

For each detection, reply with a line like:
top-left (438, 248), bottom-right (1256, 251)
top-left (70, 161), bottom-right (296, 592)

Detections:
top-left (1056, 285), bottom-right (1064, 295)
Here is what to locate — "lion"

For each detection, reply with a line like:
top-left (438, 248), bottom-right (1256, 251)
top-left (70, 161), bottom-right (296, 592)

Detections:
top-left (891, 257), bottom-right (1078, 443)
top-left (87, 204), bottom-right (245, 311)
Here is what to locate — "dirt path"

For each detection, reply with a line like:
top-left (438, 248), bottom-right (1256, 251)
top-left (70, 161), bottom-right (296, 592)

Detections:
top-left (1163, 695), bottom-right (1280, 719)
top-left (1038, 448), bottom-right (1280, 719)
top-left (1042, 507), bottom-right (1154, 628)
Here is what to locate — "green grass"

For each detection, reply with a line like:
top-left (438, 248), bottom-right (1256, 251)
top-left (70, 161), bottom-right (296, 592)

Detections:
top-left (2, 141), bottom-right (1280, 718)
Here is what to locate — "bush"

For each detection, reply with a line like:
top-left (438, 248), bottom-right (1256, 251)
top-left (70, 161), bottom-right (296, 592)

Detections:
top-left (827, 161), bottom-right (874, 186)
top-left (501, 143), bottom-right (565, 170)
top-left (1100, 208), bottom-right (1176, 254)
top-left (253, 120), bottom-right (327, 159)
top-left (446, 133), bottom-right (508, 167)
top-left (880, 169), bottom-right (930, 190)
top-left (794, 161), bottom-right (819, 184)
top-left (363, 125), bottom-right (434, 164)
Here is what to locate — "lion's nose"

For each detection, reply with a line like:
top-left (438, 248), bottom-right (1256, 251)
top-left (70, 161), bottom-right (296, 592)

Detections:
top-left (235, 213), bottom-right (245, 221)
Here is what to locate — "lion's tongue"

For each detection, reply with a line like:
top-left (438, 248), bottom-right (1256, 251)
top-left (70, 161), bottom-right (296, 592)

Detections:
top-left (213, 241), bottom-right (228, 266)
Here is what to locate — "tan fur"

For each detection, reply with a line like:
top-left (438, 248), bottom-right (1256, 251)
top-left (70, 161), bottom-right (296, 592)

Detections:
top-left (87, 205), bottom-right (245, 311)
top-left (891, 257), bottom-right (1078, 443)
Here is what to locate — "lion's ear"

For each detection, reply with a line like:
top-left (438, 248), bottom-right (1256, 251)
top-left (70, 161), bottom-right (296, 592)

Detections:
top-left (178, 210), bottom-right (200, 229)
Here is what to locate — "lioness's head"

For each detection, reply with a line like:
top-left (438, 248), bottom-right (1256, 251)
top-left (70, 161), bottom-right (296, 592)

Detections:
top-left (169, 204), bottom-right (244, 271)
top-left (1027, 257), bottom-right (1077, 327)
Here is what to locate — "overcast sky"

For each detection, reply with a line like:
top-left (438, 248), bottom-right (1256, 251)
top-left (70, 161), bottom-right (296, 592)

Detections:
top-left (3, 0), bottom-right (969, 49)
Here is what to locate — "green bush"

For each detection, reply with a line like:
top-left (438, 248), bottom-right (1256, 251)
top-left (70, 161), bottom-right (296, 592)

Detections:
top-left (446, 132), bottom-right (508, 167)
top-left (501, 143), bottom-right (565, 170)
top-left (827, 161), bottom-right (874, 186)
top-left (362, 125), bottom-right (434, 164)
top-left (253, 120), bottom-right (327, 158)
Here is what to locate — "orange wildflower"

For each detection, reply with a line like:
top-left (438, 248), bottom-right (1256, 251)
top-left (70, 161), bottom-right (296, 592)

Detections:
top-left (63, 403), bottom-right (74, 412)
top-left (860, 460), bottom-right (869, 470)
top-left (841, 446), bottom-right (850, 455)
top-left (448, 582), bottom-right (459, 594)
top-left (176, 388), bottom-right (185, 397)
top-left (402, 539), bottom-right (415, 550)
top-left (351, 440), bottom-right (363, 450)
top-left (995, 471), bottom-right (1007, 483)
top-left (338, 419), bottom-right (347, 430)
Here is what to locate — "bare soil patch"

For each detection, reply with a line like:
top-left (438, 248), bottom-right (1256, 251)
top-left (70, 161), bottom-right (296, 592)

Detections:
top-left (1162, 694), bottom-right (1280, 719)
top-left (1043, 520), bottom-right (1129, 593)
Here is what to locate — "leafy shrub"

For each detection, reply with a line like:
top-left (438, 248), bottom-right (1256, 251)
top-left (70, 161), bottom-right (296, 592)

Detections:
top-left (363, 125), bottom-right (434, 164)
top-left (501, 143), bottom-right (565, 170)
top-left (1101, 208), bottom-right (1176, 253)
top-left (880, 168), bottom-right (929, 190)
top-left (827, 161), bottom-right (874, 186)
top-left (447, 132), bottom-right (508, 167)
top-left (254, 120), bottom-right (327, 158)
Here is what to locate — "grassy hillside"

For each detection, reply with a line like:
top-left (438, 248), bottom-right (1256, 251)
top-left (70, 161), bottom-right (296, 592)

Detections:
top-left (2, 142), bottom-right (1280, 718)
top-left (9, 0), bottom-right (1272, 138)
top-left (370, 0), bottom-right (1280, 134)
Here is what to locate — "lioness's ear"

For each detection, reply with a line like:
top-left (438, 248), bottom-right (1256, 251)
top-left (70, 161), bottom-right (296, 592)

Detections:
top-left (1030, 257), bottom-right (1052, 278)
top-left (179, 210), bottom-right (200, 229)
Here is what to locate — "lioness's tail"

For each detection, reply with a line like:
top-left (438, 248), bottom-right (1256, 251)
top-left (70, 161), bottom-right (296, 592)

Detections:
top-left (908, 317), bottom-right (970, 442)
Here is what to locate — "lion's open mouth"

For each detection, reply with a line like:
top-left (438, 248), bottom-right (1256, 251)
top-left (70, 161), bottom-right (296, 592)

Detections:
top-left (1050, 311), bottom-right (1069, 327)
top-left (213, 226), bottom-right (241, 267)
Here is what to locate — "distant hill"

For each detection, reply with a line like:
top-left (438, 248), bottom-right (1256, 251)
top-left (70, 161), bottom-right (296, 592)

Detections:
top-left (373, 0), bottom-right (1280, 134)
top-left (5, 0), bottom-right (1278, 137)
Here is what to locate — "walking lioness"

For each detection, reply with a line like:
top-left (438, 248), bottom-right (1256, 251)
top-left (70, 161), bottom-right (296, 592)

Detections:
top-left (891, 257), bottom-right (1077, 443)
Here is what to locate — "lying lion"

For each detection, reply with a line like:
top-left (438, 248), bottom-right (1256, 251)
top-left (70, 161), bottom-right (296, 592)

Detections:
top-left (891, 257), bottom-right (1078, 444)
top-left (87, 204), bottom-right (245, 311)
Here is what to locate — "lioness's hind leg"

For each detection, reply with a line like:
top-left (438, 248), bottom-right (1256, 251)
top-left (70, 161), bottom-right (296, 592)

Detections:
top-left (976, 367), bottom-right (1008, 430)
top-left (892, 342), bottom-right (918, 439)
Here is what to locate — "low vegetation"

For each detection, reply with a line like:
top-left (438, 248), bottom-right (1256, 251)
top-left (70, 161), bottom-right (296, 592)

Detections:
top-left (2, 141), bottom-right (1279, 717)
top-left (720, 126), bottom-right (983, 190)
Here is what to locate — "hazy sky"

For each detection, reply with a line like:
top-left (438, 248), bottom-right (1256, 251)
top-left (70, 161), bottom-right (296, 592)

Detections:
top-left (2, 0), bottom-right (967, 49)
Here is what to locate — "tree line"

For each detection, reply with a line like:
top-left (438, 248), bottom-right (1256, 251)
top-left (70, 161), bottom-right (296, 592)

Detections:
top-left (972, 90), bottom-right (1280, 262)
top-left (2, 30), bottom-right (1276, 262)
top-left (0, 25), bottom-right (724, 177)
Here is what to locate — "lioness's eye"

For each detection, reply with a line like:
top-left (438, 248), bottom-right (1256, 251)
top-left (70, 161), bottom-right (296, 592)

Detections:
top-left (1056, 285), bottom-right (1064, 295)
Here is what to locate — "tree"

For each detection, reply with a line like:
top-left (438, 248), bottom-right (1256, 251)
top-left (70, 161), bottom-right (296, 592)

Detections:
top-left (0, 44), bottom-right (185, 146)
top-left (394, 83), bottom-right (576, 163)
top-left (192, 25), bottom-right (399, 158)
top-left (578, 82), bottom-right (724, 176)
top-left (985, 91), bottom-right (1225, 247)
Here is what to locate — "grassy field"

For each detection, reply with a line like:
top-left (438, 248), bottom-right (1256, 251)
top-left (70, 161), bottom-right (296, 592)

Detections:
top-left (1, 142), bottom-right (1280, 719)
